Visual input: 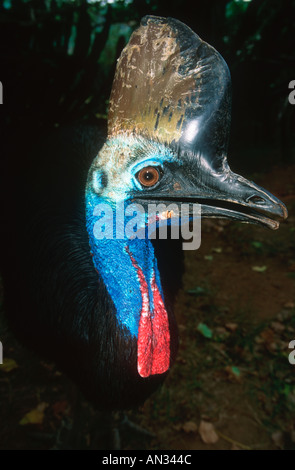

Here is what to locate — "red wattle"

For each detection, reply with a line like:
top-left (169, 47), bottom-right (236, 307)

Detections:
top-left (125, 247), bottom-right (170, 378)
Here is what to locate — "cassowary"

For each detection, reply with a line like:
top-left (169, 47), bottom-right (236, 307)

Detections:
top-left (0, 16), bottom-right (287, 415)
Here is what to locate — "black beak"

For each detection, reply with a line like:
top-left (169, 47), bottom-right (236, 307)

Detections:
top-left (134, 165), bottom-right (288, 230)
top-left (188, 171), bottom-right (287, 230)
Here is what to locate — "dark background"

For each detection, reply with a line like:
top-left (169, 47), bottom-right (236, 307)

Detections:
top-left (0, 0), bottom-right (294, 171)
top-left (0, 0), bottom-right (295, 450)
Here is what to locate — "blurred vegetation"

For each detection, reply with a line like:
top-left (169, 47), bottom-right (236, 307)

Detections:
top-left (0, 0), bottom-right (294, 170)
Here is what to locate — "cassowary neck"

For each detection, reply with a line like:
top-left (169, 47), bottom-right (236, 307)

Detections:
top-left (85, 194), bottom-right (171, 378)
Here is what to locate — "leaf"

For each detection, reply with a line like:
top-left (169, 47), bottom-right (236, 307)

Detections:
top-left (251, 241), bottom-right (263, 250)
top-left (212, 247), bottom-right (223, 253)
top-left (225, 365), bottom-right (242, 382)
top-left (252, 265), bottom-right (267, 272)
top-left (225, 322), bottom-right (238, 332)
top-left (204, 255), bottom-right (213, 261)
top-left (19, 402), bottom-right (48, 426)
top-left (231, 366), bottom-right (241, 377)
top-left (0, 358), bottom-right (18, 373)
top-left (197, 323), bottom-right (213, 339)
top-left (187, 286), bottom-right (207, 296)
top-left (199, 421), bottom-right (219, 444)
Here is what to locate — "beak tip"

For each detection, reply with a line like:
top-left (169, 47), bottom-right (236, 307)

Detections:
top-left (275, 199), bottom-right (288, 220)
top-left (282, 204), bottom-right (288, 220)
top-left (267, 200), bottom-right (288, 229)
top-left (273, 221), bottom-right (280, 230)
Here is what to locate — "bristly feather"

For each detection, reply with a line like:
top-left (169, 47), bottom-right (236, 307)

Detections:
top-left (1, 124), bottom-right (182, 410)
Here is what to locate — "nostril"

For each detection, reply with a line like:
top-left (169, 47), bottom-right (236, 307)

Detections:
top-left (248, 195), bottom-right (266, 205)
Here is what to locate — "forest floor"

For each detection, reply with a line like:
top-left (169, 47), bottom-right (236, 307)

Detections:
top-left (0, 164), bottom-right (295, 450)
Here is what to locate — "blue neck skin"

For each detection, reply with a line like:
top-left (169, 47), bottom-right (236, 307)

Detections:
top-left (85, 191), bottom-right (165, 338)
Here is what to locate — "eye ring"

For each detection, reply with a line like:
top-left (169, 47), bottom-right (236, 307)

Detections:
top-left (136, 166), bottom-right (161, 188)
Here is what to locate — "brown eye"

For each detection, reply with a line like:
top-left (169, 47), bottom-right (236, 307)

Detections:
top-left (137, 166), bottom-right (160, 187)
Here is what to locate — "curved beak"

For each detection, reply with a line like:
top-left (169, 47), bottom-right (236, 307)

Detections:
top-left (190, 171), bottom-right (288, 230)
top-left (134, 163), bottom-right (288, 230)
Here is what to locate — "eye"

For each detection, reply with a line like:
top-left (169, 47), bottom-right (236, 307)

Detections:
top-left (136, 166), bottom-right (161, 188)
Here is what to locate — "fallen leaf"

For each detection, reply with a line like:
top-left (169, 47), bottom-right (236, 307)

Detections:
top-left (225, 323), bottom-right (238, 332)
top-left (187, 286), bottom-right (207, 296)
top-left (19, 402), bottom-right (49, 426)
top-left (199, 421), bottom-right (219, 444)
top-left (231, 366), bottom-right (241, 376)
top-left (251, 241), bottom-right (263, 250)
top-left (197, 323), bottom-right (213, 339)
top-left (284, 301), bottom-right (295, 309)
top-left (212, 247), bottom-right (223, 253)
top-left (225, 365), bottom-right (242, 382)
top-left (252, 265), bottom-right (267, 272)
top-left (182, 421), bottom-right (198, 433)
top-left (0, 358), bottom-right (18, 373)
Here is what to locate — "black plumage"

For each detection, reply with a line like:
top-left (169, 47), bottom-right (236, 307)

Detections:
top-left (0, 16), bottom-right (286, 418)
top-left (1, 124), bottom-right (182, 410)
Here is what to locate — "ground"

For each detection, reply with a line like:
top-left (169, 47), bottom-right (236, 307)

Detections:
top-left (0, 164), bottom-right (295, 450)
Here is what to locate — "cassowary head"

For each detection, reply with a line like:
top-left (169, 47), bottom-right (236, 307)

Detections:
top-left (87, 16), bottom-right (287, 227)
top-left (84, 17), bottom-right (287, 395)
